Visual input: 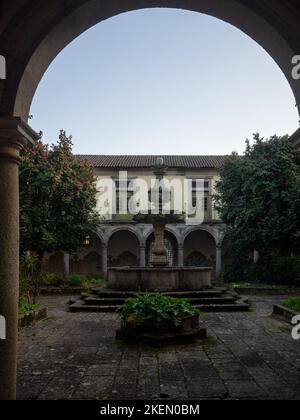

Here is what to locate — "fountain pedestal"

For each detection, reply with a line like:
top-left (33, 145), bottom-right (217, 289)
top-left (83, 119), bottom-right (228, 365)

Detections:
top-left (108, 157), bottom-right (213, 292)
top-left (151, 222), bottom-right (169, 267)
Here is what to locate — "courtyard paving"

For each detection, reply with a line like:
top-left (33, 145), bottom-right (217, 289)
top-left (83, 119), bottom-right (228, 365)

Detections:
top-left (17, 295), bottom-right (300, 400)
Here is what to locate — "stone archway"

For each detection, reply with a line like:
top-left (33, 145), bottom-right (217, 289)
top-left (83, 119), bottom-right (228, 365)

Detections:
top-left (107, 230), bottom-right (140, 268)
top-left (183, 228), bottom-right (218, 279)
top-left (0, 1), bottom-right (298, 120)
top-left (70, 233), bottom-right (103, 277)
top-left (146, 230), bottom-right (179, 267)
top-left (1, 0), bottom-right (300, 400)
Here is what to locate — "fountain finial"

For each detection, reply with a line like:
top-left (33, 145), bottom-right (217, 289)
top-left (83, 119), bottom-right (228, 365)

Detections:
top-left (156, 156), bottom-right (164, 167)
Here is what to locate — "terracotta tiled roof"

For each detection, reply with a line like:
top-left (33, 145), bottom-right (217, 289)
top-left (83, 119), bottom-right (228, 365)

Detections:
top-left (76, 155), bottom-right (228, 169)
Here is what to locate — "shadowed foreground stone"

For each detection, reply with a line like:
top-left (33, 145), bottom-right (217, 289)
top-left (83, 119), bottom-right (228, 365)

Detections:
top-left (17, 295), bottom-right (300, 400)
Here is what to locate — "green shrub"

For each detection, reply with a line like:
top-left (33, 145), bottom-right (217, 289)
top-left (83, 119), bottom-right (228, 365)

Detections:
top-left (223, 256), bottom-right (300, 286)
top-left (19, 253), bottom-right (44, 305)
top-left (88, 276), bottom-right (106, 288)
top-left (119, 293), bottom-right (201, 328)
top-left (42, 273), bottom-right (56, 286)
top-left (90, 274), bottom-right (102, 281)
top-left (66, 274), bottom-right (87, 288)
top-left (282, 297), bottom-right (300, 313)
top-left (19, 301), bottom-right (41, 316)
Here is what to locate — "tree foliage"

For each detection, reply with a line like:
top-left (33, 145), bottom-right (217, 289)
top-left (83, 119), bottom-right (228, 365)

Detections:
top-left (20, 131), bottom-right (99, 256)
top-left (215, 134), bottom-right (300, 257)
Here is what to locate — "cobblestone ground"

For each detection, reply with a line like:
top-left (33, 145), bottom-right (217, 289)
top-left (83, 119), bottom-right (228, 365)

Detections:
top-left (17, 295), bottom-right (300, 400)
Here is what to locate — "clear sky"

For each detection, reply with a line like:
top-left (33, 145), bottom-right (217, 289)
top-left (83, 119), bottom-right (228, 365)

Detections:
top-left (30, 8), bottom-right (299, 156)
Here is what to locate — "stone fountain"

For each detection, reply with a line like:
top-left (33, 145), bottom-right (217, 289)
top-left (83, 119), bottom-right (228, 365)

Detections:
top-left (107, 158), bottom-right (213, 292)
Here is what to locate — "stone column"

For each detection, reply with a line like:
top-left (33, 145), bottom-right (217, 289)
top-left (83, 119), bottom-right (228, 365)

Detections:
top-left (140, 246), bottom-right (146, 267)
top-left (216, 245), bottom-right (222, 280)
top-left (254, 250), bottom-right (260, 264)
top-left (0, 117), bottom-right (38, 400)
top-left (102, 246), bottom-right (108, 279)
top-left (63, 253), bottom-right (70, 277)
top-left (178, 246), bottom-right (184, 268)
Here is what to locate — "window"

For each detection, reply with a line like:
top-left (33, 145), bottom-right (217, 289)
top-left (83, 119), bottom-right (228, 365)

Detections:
top-left (191, 180), bottom-right (210, 190)
top-left (83, 236), bottom-right (91, 246)
top-left (115, 178), bottom-right (134, 215)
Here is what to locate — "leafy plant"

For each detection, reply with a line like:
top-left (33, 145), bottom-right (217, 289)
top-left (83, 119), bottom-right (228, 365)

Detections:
top-left (224, 256), bottom-right (300, 286)
top-left (215, 134), bottom-right (300, 284)
top-left (87, 276), bottom-right (106, 288)
top-left (282, 297), bottom-right (300, 313)
top-left (19, 302), bottom-right (41, 316)
top-left (43, 272), bottom-right (56, 286)
top-left (66, 274), bottom-right (87, 288)
top-left (19, 253), bottom-right (44, 305)
top-left (65, 274), bottom-right (105, 288)
top-left (119, 293), bottom-right (201, 328)
top-left (20, 130), bottom-right (99, 266)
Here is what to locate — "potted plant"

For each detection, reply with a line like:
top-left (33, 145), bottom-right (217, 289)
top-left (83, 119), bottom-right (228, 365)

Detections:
top-left (117, 293), bottom-right (206, 345)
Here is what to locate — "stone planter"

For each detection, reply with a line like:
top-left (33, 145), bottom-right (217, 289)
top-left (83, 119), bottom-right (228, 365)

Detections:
top-left (116, 314), bottom-right (206, 347)
top-left (18, 307), bottom-right (48, 329)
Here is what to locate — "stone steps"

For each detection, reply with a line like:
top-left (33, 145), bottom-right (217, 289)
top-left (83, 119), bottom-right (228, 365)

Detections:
top-left (89, 289), bottom-right (226, 299)
top-left (69, 288), bottom-right (250, 313)
top-left (69, 299), bottom-right (249, 313)
top-left (83, 296), bottom-right (237, 306)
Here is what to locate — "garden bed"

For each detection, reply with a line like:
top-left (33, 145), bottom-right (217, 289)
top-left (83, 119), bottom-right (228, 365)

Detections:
top-left (230, 283), bottom-right (300, 296)
top-left (18, 307), bottom-right (48, 329)
top-left (273, 304), bottom-right (299, 323)
top-left (40, 274), bottom-right (106, 295)
top-left (273, 296), bottom-right (300, 322)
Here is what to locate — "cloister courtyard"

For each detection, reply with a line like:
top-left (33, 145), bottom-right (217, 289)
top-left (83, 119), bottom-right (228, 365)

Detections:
top-left (17, 295), bottom-right (300, 400)
top-left (1, 0), bottom-right (300, 401)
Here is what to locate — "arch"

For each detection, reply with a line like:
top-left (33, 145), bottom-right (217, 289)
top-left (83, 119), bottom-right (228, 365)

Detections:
top-left (182, 226), bottom-right (218, 245)
top-left (183, 228), bottom-right (216, 272)
top-left (146, 229), bottom-right (179, 267)
top-left (107, 226), bottom-right (143, 246)
top-left (144, 226), bottom-right (181, 247)
top-left (0, 1), bottom-right (299, 120)
top-left (107, 229), bottom-right (140, 267)
top-left (70, 251), bottom-right (102, 277)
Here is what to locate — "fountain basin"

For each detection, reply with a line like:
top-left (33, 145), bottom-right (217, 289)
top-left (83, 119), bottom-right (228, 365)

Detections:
top-left (107, 267), bottom-right (213, 292)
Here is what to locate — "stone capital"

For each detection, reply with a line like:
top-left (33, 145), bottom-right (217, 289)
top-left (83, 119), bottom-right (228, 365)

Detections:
top-left (0, 117), bottom-right (39, 164)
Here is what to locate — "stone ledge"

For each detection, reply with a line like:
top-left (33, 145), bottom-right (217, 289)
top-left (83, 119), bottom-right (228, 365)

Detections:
top-left (108, 267), bottom-right (212, 292)
top-left (232, 287), bottom-right (300, 296)
top-left (40, 287), bottom-right (86, 296)
top-left (273, 304), bottom-right (299, 323)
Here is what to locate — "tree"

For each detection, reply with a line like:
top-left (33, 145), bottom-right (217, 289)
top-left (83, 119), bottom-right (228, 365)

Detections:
top-left (20, 130), bottom-right (99, 260)
top-left (215, 134), bottom-right (300, 258)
